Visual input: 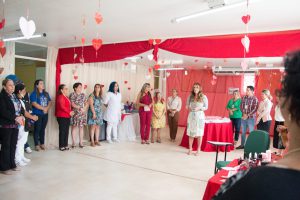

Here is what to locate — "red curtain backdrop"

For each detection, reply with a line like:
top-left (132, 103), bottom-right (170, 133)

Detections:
top-left (255, 70), bottom-right (283, 136)
top-left (166, 70), bottom-right (242, 126)
top-left (56, 30), bottom-right (300, 90)
top-left (159, 30), bottom-right (300, 58)
top-left (56, 41), bottom-right (153, 90)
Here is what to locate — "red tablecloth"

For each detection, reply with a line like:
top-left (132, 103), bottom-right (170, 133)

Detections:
top-left (202, 159), bottom-right (239, 200)
top-left (180, 122), bottom-right (234, 152)
top-left (121, 113), bottom-right (131, 121)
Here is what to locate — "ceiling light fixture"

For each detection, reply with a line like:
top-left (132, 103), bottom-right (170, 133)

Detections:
top-left (157, 67), bottom-right (185, 71)
top-left (172, 0), bottom-right (260, 23)
top-left (3, 33), bottom-right (46, 42)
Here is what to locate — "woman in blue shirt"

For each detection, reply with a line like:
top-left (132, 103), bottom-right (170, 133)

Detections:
top-left (30, 79), bottom-right (52, 151)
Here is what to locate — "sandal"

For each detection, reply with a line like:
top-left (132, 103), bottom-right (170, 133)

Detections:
top-left (95, 142), bottom-right (101, 146)
top-left (71, 144), bottom-right (76, 149)
top-left (65, 147), bottom-right (70, 150)
top-left (59, 147), bottom-right (66, 151)
top-left (157, 138), bottom-right (161, 143)
top-left (79, 144), bottom-right (84, 148)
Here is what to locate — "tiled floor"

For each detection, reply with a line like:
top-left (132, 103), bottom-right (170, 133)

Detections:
top-left (0, 127), bottom-right (244, 200)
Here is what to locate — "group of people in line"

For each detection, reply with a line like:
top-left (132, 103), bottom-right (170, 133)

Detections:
top-left (226, 86), bottom-right (286, 154)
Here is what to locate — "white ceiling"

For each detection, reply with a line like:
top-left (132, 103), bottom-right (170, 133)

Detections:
top-left (2, 0), bottom-right (300, 48)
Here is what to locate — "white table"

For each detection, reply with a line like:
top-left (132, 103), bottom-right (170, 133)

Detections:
top-left (118, 113), bottom-right (140, 141)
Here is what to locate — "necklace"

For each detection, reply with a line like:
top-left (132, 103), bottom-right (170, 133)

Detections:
top-left (284, 147), bottom-right (300, 157)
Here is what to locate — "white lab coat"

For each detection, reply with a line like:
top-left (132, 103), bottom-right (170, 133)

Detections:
top-left (103, 92), bottom-right (122, 123)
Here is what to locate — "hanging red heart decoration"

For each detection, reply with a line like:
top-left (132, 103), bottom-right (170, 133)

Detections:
top-left (0, 40), bottom-right (4, 48)
top-left (124, 62), bottom-right (128, 66)
top-left (92, 38), bottom-right (103, 51)
top-left (81, 37), bottom-right (85, 46)
top-left (128, 87), bottom-right (131, 90)
top-left (0, 18), bottom-right (5, 30)
top-left (148, 39), bottom-right (154, 45)
top-left (154, 64), bottom-right (160, 70)
top-left (0, 47), bottom-right (6, 57)
top-left (74, 75), bottom-right (78, 80)
top-left (94, 12), bottom-right (103, 24)
top-left (242, 15), bottom-right (251, 24)
top-left (0, 67), bottom-right (4, 74)
top-left (211, 79), bottom-right (217, 85)
top-left (155, 39), bottom-right (161, 44)
top-left (124, 81), bottom-right (128, 84)
top-left (148, 67), bottom-right (152, 73)
top-left (84, 84), bottom-right (87, 89)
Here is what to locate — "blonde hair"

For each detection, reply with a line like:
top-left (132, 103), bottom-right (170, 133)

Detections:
top-left (233, 90), bottom-right (241, 99)
top-left (190, 83), bottom-right (204, 102)
top-left (262, 89), bottom-right (273, 101)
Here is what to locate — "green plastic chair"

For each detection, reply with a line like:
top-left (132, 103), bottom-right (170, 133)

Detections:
top-left (216, 130), bottom-right (270, 171)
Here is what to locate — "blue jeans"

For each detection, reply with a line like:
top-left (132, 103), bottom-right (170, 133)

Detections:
top-left (241, 117), bottom-right (255, 146)
top-left (34, 114), bottom-right (48, 146)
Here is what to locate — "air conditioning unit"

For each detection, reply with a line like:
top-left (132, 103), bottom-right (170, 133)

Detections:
top-left (213, 67), bottom-right (257, 76)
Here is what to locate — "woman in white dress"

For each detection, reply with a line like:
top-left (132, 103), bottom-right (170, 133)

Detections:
top-left (186, 83), bottom-right (208, 156)
top-left (103, 82), bottom-right (122, 143)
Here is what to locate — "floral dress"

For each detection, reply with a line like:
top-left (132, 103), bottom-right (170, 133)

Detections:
top-left (187, 101), bottom-right (205, 137)
top-left (151, 102), bottom-right (166, 128)
top-left (70, 92), bottom-right (87, 127)
top-left (87, 94), bottom-right (104, 126)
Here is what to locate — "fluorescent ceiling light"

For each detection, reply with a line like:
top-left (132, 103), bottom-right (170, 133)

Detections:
top-left (157, 67), bottom-right (185, 71)
top-left (3, 34), bottom-right (42, 42)
top-left (250, 67), bottom-right (284, 70)
top-left (172, 0), bottom-right (259, 23)
top-left (157, 60), bottom-right (183, 65)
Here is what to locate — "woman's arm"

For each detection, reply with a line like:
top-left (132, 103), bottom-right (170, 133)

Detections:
top-left (32, 102), bottom-right (45, 111)
top-left (89, 96), bottom-right (96, 117)
top-left (136, 93), bottom-right (147, 107)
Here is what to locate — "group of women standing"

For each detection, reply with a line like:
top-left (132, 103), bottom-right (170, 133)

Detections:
top-left (55, 81), bottom-right (121, 150)
top-left (226, 87), bottom-right (286, 154)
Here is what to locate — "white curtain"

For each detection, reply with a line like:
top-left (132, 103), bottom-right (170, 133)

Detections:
top-left (61, 61), bottom-right (154, 102)
top-left (44, 58), bottom-right (154, 148)
top-left (45, 47), bottom-right (59, 148)
top-left (0, 42), bottom-right (15, 88)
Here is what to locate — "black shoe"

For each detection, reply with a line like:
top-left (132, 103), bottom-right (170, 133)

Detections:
top-left (236, 145), bottom-right (244, 149)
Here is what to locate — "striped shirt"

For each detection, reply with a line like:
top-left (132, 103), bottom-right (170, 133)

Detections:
top-left (241, 95), bottom-right (258, 118)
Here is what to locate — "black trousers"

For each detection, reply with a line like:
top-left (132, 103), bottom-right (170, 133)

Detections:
top-left (57, 117), bottom-right (70, 148)
top-left (0, 128), bottom-right (18, 171)
top-left (273, 121), bottom-right (285, 149)
top-left (257, 119), bottom-right (272, 133)
top-left (230, 118), bottom-right (241, 141)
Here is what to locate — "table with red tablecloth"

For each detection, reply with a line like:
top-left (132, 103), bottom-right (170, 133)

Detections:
top-left (180, 118), bottom-right (234, 152)
top-left (202, 159), bottom-right (239, 200)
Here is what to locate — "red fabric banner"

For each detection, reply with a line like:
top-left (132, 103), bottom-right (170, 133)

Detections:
top-left (159, 30), bottom-right (300, 58)
top-left (56, 41), bottom-right (153, 90)
top-left (166, 70), bottom-right (242, 126)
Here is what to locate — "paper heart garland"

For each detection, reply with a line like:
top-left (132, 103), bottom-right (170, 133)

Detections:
top-left (0, 40), bottom-right (4, 48)
top-left (211, 80), bottom-right (217, 86)
top-left (92, 38), bottom-right (102, 51)
top-left (241, 35), bottom-right (250, 53)
top-left (148, 39), bottom-right (154, 45)
top-left (154, 64), bottom-right (160, 70)
top-left (0, 47), bottom-right (6, 57)
top-left (0, 18), bottom-right (6, 30)
top-left (19, 17), bottom-right (36, 39)
top-left (242, 15), bottom-right (251, 24)
top-left (241, 60), bottom-right (248, 71)
top-left (0, 67), bottom-right (4, 75)
top-left (81, 37), bottom-right (85, 46)
top-left (94, 12), bottom-right (103, 24)
top-left (73, 76), bottom-right (78, 80)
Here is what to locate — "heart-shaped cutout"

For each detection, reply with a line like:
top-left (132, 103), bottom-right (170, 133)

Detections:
top-left (81, 37), bottom-right (85, 46)
top-left (74, 75), bottom-right (78, 80)
top-left (0, 40), bottom-right (4, 48)
top-left (242, 15), bottom-right (251, 24)
top-left (92, 38), bottom-right (103, 51)
top-left (0, 18), bottom-right (5, 30)
top-left (0, 67), bottom-right (4, 74)
top-left (148, 67), bottom-right (152, 73)
top-left (241, 61), bottom-right (248, 71)
top-left (124, 81), bottom-right (128, 84)
top-left (124, 62), bottom-right (128, 66)
top-left (94, 12), bottom-right (103, 24)
top-left (19, 17), bottom-right (36, 39)
top-left (241, 35), bottom-right (250, 53)
top-left (0, 47), bottom-right (6, 57)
